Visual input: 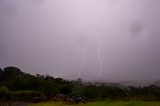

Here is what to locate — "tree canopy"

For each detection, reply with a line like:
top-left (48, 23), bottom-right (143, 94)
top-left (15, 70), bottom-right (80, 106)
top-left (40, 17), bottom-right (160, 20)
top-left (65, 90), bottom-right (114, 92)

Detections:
top-left (0, 66), bottom-right (160, 102)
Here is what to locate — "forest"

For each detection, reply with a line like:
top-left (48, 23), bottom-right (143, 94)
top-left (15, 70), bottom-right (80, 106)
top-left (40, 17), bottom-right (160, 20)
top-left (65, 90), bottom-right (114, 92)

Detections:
top-left (1, 66), bottom-right (160, 103)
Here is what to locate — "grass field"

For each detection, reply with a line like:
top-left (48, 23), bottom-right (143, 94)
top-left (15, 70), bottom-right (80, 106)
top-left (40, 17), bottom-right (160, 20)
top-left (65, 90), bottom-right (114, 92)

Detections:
top-left (29, 101), bottom-right (160, 106)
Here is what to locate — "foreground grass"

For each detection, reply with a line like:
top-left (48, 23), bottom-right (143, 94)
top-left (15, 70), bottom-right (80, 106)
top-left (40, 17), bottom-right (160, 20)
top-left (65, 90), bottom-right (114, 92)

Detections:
top-left (29, 101), bottom-right (160, 106)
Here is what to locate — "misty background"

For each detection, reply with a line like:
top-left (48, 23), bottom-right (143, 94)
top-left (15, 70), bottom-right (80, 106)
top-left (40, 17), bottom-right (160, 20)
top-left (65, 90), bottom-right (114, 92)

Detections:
top-left (0, 0), bottom-right (160, 83)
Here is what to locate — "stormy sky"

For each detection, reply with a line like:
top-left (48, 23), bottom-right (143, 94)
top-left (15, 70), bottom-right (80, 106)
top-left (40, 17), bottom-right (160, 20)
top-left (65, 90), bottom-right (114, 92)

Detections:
top-left (1, 0), bottom-right (160, 82)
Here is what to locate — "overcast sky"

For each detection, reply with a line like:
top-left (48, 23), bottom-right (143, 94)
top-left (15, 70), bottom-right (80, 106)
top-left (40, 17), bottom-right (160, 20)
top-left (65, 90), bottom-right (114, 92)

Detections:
top-left (1, 0), bottom-right (160, 82)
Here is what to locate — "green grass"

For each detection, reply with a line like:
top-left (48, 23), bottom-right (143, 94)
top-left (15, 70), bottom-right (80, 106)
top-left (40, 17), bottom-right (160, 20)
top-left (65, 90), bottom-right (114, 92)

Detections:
top-left (29, 101), bottom-right (160, 106)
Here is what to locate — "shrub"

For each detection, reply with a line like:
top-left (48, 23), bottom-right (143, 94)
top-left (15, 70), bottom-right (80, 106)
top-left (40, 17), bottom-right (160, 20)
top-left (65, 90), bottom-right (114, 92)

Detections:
top-left (10, 90), bottom-right (45, 102)
top-left (0, 86), bottom-right (10, 101)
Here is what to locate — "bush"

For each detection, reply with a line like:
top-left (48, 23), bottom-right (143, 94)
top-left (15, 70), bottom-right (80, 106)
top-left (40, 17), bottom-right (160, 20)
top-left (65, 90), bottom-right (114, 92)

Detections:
top-left (0, 86), bottom-right (10, 101)
top-left (10, 91), bottom-right (45, 102)
top-left (0, 87), bottom-right (45, 102)
top-left (143, 95), bottom-right (159, 101)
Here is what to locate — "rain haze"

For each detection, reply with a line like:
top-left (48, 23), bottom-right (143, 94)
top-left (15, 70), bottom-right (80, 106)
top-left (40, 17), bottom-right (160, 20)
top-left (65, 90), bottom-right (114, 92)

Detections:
top-left (1, 0), bottom-right (160, 83)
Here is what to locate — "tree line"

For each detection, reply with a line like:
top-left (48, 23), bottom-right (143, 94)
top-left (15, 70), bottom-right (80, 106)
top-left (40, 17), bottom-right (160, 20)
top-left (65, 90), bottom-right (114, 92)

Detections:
top-left (0, 66), bottom-right (160, 102)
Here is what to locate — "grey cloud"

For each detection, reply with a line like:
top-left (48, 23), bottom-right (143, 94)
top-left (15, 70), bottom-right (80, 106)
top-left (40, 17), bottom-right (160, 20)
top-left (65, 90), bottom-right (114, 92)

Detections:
top-left (0, 0), bottom-right (160, 83)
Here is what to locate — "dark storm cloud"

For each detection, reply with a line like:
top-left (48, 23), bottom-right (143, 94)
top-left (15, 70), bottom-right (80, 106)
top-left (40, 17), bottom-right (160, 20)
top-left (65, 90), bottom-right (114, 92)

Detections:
top-left (1, 0), bottom-right (160, 83)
